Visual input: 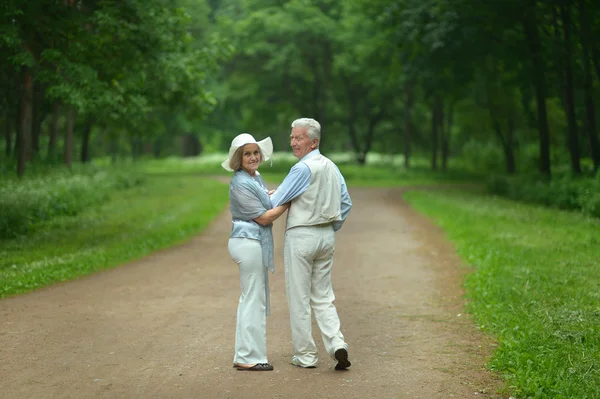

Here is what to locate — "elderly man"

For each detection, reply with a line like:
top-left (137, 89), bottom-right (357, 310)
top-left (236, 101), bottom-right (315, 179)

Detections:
top-left (270, 118), bottom-right (352, 370)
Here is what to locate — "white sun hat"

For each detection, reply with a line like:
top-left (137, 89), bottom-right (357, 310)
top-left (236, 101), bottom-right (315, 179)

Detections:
top-left (221, 133), bottom-right (273, 172)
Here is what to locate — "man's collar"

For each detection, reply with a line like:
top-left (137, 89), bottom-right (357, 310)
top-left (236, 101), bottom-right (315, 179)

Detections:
top-left (300, 149), bottom-right (320, 161)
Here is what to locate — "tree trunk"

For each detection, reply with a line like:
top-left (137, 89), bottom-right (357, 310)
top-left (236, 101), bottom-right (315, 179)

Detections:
top-left (48, 103), bottom-right (60, 161)
top-left (17, 68), bottom-right (33, 178)
top-left (64, 106), bottom-right (74, 168)
top-left (579, 0), bottom-right (600, 82)
top-left (14, 104), bottom-right (20, 156)
top-left (152, 137), bottom-right (162, 158)
top-left (110, 137), bottom-right (118, 164)
top-left (311, 62), bottom-right (321, 127)
top-left (579, 0), bottom-right (600, 171)
top-left (4, 115), bottom-right (12, 158)
top-left (437, 97), bottom-right (445, 171)
top-left (490, 109), bottom-right (516, 174)
top-left (342, 77), bottom-right (364, 164)
top-left (181, 134), bottom-right (202, 157)
top-left (559, 4), bottom-right (581, 174)
top-left (80, 118), bottom-right (93, 163)
top-left (522, 4), bottom-right (551, 177)
top-left (362, 109), bottom-right (385, 165)
top-left (356, 152), bottom-right (366, 165)
top-left (347, 111), bottom-right (363, 165)
top-left (442, 102), bottom-right (453, 171)
top-left (521, 85), bottom-right (537, 129)
top-left (64, 0), bottom-right (77, 167)
top-left (130, 136), bottom-right (139, 160)
top-left (319, 42), bottom-right (331, 148)
top-left (30, 84), bottom-right (43, 160)
top-left (505, 117), bottom-right (517, 174)
top-left (403, 81), bottom-right (413, 168)
top-left (430, 95), bottom-right (441, 170)
top-left (309, 48), bottom-right (330, 148)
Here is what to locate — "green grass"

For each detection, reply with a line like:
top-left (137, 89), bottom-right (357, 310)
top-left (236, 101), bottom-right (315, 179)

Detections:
top-left (403, 190), bottom-right (600, 399)
top-left (0, 175), bottom-right (229, 297)
top-left (0, 167), bottom-right (145, 238)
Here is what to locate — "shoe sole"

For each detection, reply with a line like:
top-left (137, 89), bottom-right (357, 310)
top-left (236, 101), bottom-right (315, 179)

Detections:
top-left (234, 363), bottom-right (274, 371)
top-left (292, 363), bottom-right (316, 369)
top-left (334, 349), bottom-right (351, 370)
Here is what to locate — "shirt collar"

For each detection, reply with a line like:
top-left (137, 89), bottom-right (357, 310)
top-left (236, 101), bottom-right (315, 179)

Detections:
top-left (300, 149), bottom-right (320, 162)
top-left (237, 169), bottom-right (261, 181)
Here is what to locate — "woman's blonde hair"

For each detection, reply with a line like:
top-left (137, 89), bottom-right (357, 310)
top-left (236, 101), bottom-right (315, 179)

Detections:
top-left (228, 144), bottom-right (263, 171)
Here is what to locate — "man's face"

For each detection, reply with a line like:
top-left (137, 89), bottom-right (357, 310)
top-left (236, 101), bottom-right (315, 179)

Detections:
top-left (290, 127), bottom-right (318, 159)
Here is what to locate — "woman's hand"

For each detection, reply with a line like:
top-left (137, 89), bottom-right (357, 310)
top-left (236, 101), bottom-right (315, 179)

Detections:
top-left (253, 204), bottom-right (290, 226)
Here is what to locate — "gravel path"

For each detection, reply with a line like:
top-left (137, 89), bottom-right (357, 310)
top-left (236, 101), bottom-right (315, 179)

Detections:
top-left (0, 186), bottom-right (505, 399)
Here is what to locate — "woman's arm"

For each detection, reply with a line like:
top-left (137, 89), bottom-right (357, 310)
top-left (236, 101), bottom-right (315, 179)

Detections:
top-left (253, 203), bottom-right (290, 226)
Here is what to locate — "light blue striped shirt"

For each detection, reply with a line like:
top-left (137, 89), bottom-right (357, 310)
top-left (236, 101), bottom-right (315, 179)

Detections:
top-left (270, 149), bottom-right (352, 231)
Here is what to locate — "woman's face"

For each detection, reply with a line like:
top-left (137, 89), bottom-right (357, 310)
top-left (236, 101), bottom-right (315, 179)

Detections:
top-left (241, 143), bottom-right (262, 175)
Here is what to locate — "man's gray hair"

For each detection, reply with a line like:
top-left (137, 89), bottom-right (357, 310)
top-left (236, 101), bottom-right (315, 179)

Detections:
top-left (291, 118), bottom-right (321, 141)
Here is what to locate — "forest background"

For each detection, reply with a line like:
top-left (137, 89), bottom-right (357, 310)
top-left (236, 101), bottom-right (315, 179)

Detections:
top-left (1, 1), bottom-right (599, 398)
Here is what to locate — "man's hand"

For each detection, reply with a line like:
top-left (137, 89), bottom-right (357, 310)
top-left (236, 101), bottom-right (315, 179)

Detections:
top-left (268, 189), bottom-right (276, 195)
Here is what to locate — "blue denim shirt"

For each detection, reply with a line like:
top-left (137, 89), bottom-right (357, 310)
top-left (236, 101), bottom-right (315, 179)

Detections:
top-left (229, 170), bottom-right (275, 273)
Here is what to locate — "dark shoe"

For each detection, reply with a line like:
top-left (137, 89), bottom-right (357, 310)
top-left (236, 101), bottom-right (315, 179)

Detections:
top-left (334, 348), bottom-right (351, 370)
top-left (235, 363), bottom-right (274, 371)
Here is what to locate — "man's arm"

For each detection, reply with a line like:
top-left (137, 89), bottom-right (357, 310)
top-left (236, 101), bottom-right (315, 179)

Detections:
top-left (332, 168), bottom-right (352, 232)
top-left (270, 162), bottom-right (311, 207)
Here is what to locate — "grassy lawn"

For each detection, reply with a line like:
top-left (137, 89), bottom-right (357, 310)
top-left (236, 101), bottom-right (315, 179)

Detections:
top-left (404, 189), bottom-right (600, 399)
top-left (0, 175), bottom-right (229, 297)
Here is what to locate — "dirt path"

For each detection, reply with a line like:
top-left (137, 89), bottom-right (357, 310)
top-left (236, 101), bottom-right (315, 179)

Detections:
top-left (0, 187), bottom-right (505, 399)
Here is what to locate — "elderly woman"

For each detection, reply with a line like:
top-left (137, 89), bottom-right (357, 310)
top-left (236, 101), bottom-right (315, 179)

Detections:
top-left (222, 133), bottom-right (289, 371)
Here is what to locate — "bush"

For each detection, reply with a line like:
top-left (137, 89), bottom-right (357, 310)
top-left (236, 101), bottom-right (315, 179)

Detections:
top-left (0, 169), bottom-right (145, 239)
top-left (460, 140), bottom-right (505, 174)
top-left (577, 182), bottom-right (600, 217)
top-left (486, 175), bottom-right (511, 196)
top-left (486, 173), bottom-right (600, 218)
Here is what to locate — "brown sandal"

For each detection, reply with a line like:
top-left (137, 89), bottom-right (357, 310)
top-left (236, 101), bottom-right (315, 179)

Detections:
top-left (235, 363), bottom-right (274, 371)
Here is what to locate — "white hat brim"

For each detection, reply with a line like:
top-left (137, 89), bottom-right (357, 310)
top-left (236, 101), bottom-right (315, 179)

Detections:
top-left (221, 135), bottom-right (273, 172)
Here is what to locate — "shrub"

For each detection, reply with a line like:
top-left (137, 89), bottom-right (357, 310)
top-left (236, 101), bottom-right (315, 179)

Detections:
top-left (0, 169), bottom-right (145, 239)
top-left (486, 175), bottom-right (511, 196)
top-left (486, 173), bottom-right (600, 218)
top-left (460, 140), bottom-right (505, 174)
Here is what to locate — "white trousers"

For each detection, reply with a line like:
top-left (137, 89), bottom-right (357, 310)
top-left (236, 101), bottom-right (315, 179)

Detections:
top-left (284, 225), bottom-right (348, 367)
top-left (228, 238), bottom-right (268, 364)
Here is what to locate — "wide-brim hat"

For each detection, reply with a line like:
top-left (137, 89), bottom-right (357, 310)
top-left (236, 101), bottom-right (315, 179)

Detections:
top-left (221, 133), bottom-right (273, 172)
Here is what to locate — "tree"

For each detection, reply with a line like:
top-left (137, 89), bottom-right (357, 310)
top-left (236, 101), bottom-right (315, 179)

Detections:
top-left (1, 0), bottom-right (229, 175)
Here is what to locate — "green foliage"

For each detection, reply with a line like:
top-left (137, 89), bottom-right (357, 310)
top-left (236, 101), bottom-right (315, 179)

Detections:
top-left (460, 140), bottom-right (506, 173)
top-left (487, 173), bottom-right (600, 218)
top-left (0, 175), bottom-right (229, 297)
top-left (0, 167), bottom-right (145, 239)
top-left (404, 189), bottom-right (600, 398)
top-left (1, 0), bottom-right (232, 173)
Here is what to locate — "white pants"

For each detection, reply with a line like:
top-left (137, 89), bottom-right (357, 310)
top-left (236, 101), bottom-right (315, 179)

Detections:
top-left (228, 238), bottom-right (268, 364)
top-left (284, 225), bottom-right (348, 367)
